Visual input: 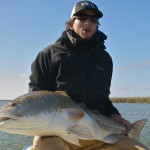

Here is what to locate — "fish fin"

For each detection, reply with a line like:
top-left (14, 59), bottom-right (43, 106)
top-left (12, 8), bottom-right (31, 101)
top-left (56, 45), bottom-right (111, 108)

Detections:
top-left (101, 134), bottom-right (123, 144)
top-left (62, 108), bottom-right (84, 121)
top-left (130, 119), bottom-right (147, 139)
top-left (55, 91), bottom-right (69, 97)
top-left (67, 124), bottom-right (93, 140)
top-left (61, 134), bottom-right (81, 146)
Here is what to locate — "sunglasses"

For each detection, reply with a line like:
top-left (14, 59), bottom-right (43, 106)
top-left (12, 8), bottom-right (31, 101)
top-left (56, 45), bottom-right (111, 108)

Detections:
top-left (75, 14), bottom-right (99, 23)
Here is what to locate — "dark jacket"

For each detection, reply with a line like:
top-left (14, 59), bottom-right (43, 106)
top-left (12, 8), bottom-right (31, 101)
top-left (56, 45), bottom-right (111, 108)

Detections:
top-left (29, 30), bottom-right (120, 117)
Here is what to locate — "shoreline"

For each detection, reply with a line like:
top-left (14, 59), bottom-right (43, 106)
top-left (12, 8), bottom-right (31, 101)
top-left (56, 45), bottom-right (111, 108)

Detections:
top-left (110, 97), bottom-right (150, 103)
top-left (0, 98), bottom-right (150, 103)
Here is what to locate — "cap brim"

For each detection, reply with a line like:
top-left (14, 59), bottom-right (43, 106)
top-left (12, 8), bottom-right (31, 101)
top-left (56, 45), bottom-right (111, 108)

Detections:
top-left (73, 8), bottom-right (103, 18)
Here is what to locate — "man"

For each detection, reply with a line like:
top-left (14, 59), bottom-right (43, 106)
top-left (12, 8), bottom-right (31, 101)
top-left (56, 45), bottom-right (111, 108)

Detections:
top-left (27, 1), bottom-right (147, 150)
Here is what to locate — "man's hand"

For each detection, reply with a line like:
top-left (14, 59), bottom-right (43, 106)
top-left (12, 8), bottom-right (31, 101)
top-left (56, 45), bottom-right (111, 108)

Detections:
top-left (110, 114), bottom-right (132, 136)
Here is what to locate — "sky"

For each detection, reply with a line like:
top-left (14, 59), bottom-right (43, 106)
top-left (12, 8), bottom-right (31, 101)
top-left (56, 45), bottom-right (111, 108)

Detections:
top-left (0, 0), bottom-right (150, 100)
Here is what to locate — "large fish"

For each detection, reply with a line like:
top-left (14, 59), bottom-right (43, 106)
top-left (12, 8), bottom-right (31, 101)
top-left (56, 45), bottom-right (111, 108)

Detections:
top-left (0, 91), bottom-right (147, 146)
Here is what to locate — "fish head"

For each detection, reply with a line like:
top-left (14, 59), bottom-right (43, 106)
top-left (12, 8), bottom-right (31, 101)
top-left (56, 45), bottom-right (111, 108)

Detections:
top-left (0, 91), bottom-right (59, 135)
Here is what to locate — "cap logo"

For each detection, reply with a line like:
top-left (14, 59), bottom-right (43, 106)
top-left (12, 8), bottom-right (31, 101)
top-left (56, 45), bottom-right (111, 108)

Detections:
top-left (81, 2), bottom-right (96, 8)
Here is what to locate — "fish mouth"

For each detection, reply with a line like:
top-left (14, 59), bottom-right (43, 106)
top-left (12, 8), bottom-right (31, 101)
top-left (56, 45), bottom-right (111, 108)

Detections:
top-left (2, 117), bottom-right (11, 122)
top-left (0, 114), bottom-right (21, 123)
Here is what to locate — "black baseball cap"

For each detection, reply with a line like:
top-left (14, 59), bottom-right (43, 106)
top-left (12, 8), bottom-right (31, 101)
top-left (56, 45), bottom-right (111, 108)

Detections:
top-left (71, 1), bottom-right (103, 18)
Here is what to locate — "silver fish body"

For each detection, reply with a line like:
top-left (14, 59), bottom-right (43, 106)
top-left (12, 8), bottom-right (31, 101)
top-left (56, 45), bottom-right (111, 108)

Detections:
top-left (0, 91), bottom-right (147, 146)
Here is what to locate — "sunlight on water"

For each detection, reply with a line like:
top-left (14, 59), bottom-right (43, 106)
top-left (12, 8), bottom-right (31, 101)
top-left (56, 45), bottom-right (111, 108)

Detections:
top-left (0, 101), bottom-right (149, 149)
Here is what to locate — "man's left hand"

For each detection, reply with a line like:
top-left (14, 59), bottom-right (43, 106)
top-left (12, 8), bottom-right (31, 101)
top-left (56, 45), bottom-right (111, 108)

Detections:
top-left (110, 114), bottom-right (132, 136)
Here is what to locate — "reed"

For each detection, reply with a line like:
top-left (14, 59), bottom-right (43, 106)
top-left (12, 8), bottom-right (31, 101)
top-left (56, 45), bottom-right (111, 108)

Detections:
top-left (110, 97), bottom-right (150, 103)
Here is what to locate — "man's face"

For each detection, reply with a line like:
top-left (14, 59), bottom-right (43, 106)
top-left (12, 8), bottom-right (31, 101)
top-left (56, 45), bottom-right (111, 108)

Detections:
top-left (71, 10), bottom-right (98, 40)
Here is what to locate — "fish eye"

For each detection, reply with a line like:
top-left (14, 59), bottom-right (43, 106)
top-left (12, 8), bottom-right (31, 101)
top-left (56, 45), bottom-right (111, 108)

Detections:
top-left (11, 102), bottom-right (17, 107)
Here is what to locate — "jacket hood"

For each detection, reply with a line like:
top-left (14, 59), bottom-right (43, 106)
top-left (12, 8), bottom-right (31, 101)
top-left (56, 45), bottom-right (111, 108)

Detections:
top-left (56, 30), bottom-right (107, 53)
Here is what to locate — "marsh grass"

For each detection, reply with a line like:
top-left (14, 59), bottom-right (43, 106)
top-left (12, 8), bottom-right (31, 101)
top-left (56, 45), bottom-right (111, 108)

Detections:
top-left (110, 97), bottom-right (150, 103)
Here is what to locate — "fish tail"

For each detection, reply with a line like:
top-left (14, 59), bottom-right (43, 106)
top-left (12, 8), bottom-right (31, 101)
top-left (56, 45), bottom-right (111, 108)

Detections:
top-left (131, 119), bottom-right (147, 139)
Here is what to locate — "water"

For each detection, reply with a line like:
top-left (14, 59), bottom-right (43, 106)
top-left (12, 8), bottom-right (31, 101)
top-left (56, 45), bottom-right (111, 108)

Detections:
top-left (113, 103), bottom-right (150, 149)
top-left (0, 101), bottom-right (149, 150)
